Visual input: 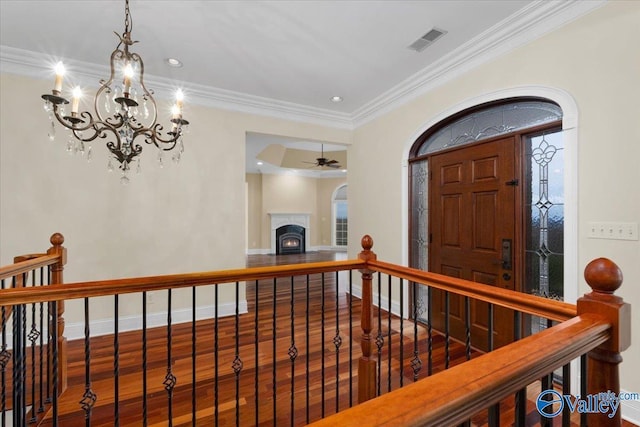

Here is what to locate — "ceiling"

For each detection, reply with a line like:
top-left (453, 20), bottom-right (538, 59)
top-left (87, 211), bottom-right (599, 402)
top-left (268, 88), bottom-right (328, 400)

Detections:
top-left (0, 1), bottom-right (602, 176)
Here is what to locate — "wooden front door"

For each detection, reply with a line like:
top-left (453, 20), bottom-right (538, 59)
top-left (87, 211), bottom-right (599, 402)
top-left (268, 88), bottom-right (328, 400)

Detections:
top-left (429, 136), bottom-right (518, 350)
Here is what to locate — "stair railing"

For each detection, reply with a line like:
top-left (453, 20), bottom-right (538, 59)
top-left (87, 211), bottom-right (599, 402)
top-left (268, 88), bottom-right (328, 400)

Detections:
top-left (0, 234), bottom-right (631, 426)
top-left (0, 233), bottom-right (67, 426)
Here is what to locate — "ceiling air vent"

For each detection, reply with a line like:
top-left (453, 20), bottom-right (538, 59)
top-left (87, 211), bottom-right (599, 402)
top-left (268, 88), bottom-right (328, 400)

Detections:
top-left (408, 28), bottom-right (447, 52)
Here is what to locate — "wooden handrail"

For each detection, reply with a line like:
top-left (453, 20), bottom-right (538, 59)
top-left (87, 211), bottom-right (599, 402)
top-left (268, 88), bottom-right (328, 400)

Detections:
top-left (309, 313), bottom-right (611, 427)
top-left (368, 258), bottom-right (576, 321)
top-left (0, 253), bottom-right (60, 281)
top-left (0, 259), bottom-right (366, 306)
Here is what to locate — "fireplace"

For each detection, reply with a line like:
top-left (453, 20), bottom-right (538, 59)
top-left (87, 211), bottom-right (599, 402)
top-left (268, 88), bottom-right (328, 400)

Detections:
top-left (276, 225), bottom-right (306, 255)
top-left (269, 213), bottom-right (310, 254)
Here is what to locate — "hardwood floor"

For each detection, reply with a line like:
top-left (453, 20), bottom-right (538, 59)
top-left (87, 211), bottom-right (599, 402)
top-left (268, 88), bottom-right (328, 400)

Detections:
top-left (30, 251), bottom-right (636, 426)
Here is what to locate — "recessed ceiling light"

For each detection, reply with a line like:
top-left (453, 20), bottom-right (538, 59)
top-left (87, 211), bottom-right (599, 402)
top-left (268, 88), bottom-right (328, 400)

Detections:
top-left (341, 169), bottom-right (347, 173)
top-left (330, 96), bottom-right (343, 103)
top-left (165, 58), bottom-right (183, 68)
top-left (257, 161), bottom-right (263, 165)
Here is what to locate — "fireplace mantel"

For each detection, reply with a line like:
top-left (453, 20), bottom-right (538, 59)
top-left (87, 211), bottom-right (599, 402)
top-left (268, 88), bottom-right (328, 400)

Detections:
top-left (269, 213), bottom-right (310, 254)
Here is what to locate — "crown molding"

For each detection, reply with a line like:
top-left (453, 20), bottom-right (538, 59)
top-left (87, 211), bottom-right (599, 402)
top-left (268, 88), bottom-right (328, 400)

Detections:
top-left (1, 0), bottom-right (605, 131)
top-left (0, 45), bottom-right (353, 130)
top-left (351, 0), bottom-right (607, 128)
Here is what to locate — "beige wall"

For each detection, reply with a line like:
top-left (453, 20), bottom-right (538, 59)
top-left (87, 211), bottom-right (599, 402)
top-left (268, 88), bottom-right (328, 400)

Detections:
top-left (246, 173), bottom-right (346, 250)
top-left (1, 0), bottom-right (638, 408)
top-left (0, 73), bottom-right (351, 328)
top-left (348, 1), bottom-right (639, 396)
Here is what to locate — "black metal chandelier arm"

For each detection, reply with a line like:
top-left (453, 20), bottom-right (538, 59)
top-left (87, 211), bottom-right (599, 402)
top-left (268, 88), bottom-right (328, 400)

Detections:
top-left (51, 107), bottom-right (114, 144)
top-left (139, 124), bottom-right (181, 147)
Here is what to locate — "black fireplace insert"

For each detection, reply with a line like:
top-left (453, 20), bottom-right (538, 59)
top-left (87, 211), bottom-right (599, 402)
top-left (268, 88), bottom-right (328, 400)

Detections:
top-left (276, 225), bottom-right (306, 255)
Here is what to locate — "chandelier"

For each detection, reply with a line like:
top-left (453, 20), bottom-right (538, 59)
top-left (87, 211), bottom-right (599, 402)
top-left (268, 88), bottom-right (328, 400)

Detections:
top-left (41, 0), bottom-right (189, 183)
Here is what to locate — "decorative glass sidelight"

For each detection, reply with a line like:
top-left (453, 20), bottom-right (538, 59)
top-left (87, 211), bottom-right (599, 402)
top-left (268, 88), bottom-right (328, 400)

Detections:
top-left (409, 99), bottom-right (564, 329)
top-left (525, 130), bottom-right (564, 333)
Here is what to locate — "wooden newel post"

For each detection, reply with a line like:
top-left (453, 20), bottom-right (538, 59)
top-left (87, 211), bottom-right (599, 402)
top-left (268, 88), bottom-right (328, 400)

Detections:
top-left (358, 235), bottom-right (377, 403)
top-left (578, 258), bottom-right (631, 426)
top-left (47, 232), bottom-right (68, 393)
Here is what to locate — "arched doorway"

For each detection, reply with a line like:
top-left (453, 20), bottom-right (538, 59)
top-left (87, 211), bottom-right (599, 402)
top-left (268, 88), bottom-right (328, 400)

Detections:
top-left (408, 98), bottom-right (565, 346)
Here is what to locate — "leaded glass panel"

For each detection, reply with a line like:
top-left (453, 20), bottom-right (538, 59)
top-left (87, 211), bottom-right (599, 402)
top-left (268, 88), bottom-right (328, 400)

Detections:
top-left (524, 130), bottom-right (564, 300)
top-left (417, 101), bottom-right (562, 156)
top-left (410, 161), bottom-right (429, 271)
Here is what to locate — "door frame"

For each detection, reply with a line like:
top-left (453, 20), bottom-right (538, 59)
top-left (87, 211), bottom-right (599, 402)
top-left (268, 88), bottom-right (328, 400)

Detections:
top-left (401, 88), bottom-right (579, 316)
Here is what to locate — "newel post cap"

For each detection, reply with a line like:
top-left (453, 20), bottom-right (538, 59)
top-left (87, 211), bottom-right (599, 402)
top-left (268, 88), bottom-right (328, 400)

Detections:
top-left (50, 232), bottom-right (65, 246)
top-left (361, 235), bottom-right (373, 251)
top-left (358, 235), bottom-right (376, 265)
top-left (584, 257), bottom-right (623, 295)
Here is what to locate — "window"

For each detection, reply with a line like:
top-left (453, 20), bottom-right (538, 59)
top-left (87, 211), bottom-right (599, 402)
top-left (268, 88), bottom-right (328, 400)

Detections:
top-left (333, 184), bottom-right (348, 247)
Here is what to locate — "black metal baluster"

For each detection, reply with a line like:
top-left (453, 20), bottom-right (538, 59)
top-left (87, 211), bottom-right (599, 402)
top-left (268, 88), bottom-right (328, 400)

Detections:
top-left (540, 371), bottom-right (553, 427)
top-left (376, 272), bottom-right (383, 396)
top-left (0, 279), bottom-right (7, 427)
top-left (562, 363), bottom-right (571, 427)
top-left (21, 274), bottom-right (27, 424)
top-left (427, 286), bottom-right (433, 376)
top-left (164, 289), bottom-right (176, 427)
top-left (306, 275), bottom-right (310, 422)
top-left (192, 286), bottom-right (197, 426)
top-left (12, 275), bottom-right (26, 427)
top-left (540, 318), bottom-right (554, 427)
top-left (214, 285), bottom-right (219, 425)
top-left (580, 354), bottom-right (587, 427)
top-left (387, 275), bottom-right (392, 392)
top-left (399, 278), bottom-right (404, 387)
top-left (464, 297), bottom-right (471, 361)
top-left (321, 273), bottom-right (325, 417)
top-left (142, 292), bottom-right (148, 427)
top-left (290, 277), bottom-right (298, 426)
top-left (513, 311), bottom-right (526, 427)
top-left (29, 271), bottom-right (39, 423)
top-left (46, 269), bottom-right (52, 406)
top-left (38, 267), bottom-right (45, 414)
top-left (487, 303), bottom-right (499, 427)
top-left (80, 298), bottom-right (97, 427)
top-left (255, 280), bottom-right (260, 426)
top-left (333, 271), bottom-right (341, 412)
top-left (411, 282), bottom-right (422, 382)
top-left (348, 270), bottom-right (353, 407)
top-left (51, 298), bottom-right (59, 426)
top-left (233, 282), bottom-right (243, 427)
top-left (114, 294), bottom-right (120, 427)
top-left (272, 278), bottom-right (277, 425)
top-left (46, 307), bottom-right (51, 407)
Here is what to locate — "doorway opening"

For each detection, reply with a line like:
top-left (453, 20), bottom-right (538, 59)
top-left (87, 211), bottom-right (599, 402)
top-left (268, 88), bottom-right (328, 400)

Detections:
top-left (408, 98), bottom-right (564, 345)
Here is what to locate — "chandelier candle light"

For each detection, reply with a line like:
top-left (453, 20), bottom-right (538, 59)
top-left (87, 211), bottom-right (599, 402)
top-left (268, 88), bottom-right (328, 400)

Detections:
top-left (41, 0), bottom-right (189, 183)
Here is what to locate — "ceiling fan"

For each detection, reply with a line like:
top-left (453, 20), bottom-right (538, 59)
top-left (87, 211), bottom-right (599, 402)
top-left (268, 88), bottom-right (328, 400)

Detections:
top-left (303, 144), bottom-right (341, 169)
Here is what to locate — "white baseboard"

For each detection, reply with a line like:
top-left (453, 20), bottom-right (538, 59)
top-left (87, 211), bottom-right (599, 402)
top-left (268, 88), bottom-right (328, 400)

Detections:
top-left (348, 283), bottom-right (403, 318)
top-left (622, 389), bottom-right (640, 425)
top-left (313, 245), bottom-right (347, 252)
top-left (246, 248), bottom-right (270, 255)
top-left (64, 301), bottom-right (248, 341)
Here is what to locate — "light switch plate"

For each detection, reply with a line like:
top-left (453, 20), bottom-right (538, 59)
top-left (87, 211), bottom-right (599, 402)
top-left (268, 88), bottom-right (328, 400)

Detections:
top-left (588, 222), bottom-right (638, 241)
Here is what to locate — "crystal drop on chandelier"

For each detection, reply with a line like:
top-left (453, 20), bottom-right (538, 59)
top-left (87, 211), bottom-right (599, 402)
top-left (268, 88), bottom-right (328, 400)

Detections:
top-left (48, 119), bottom-right (56, 142)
